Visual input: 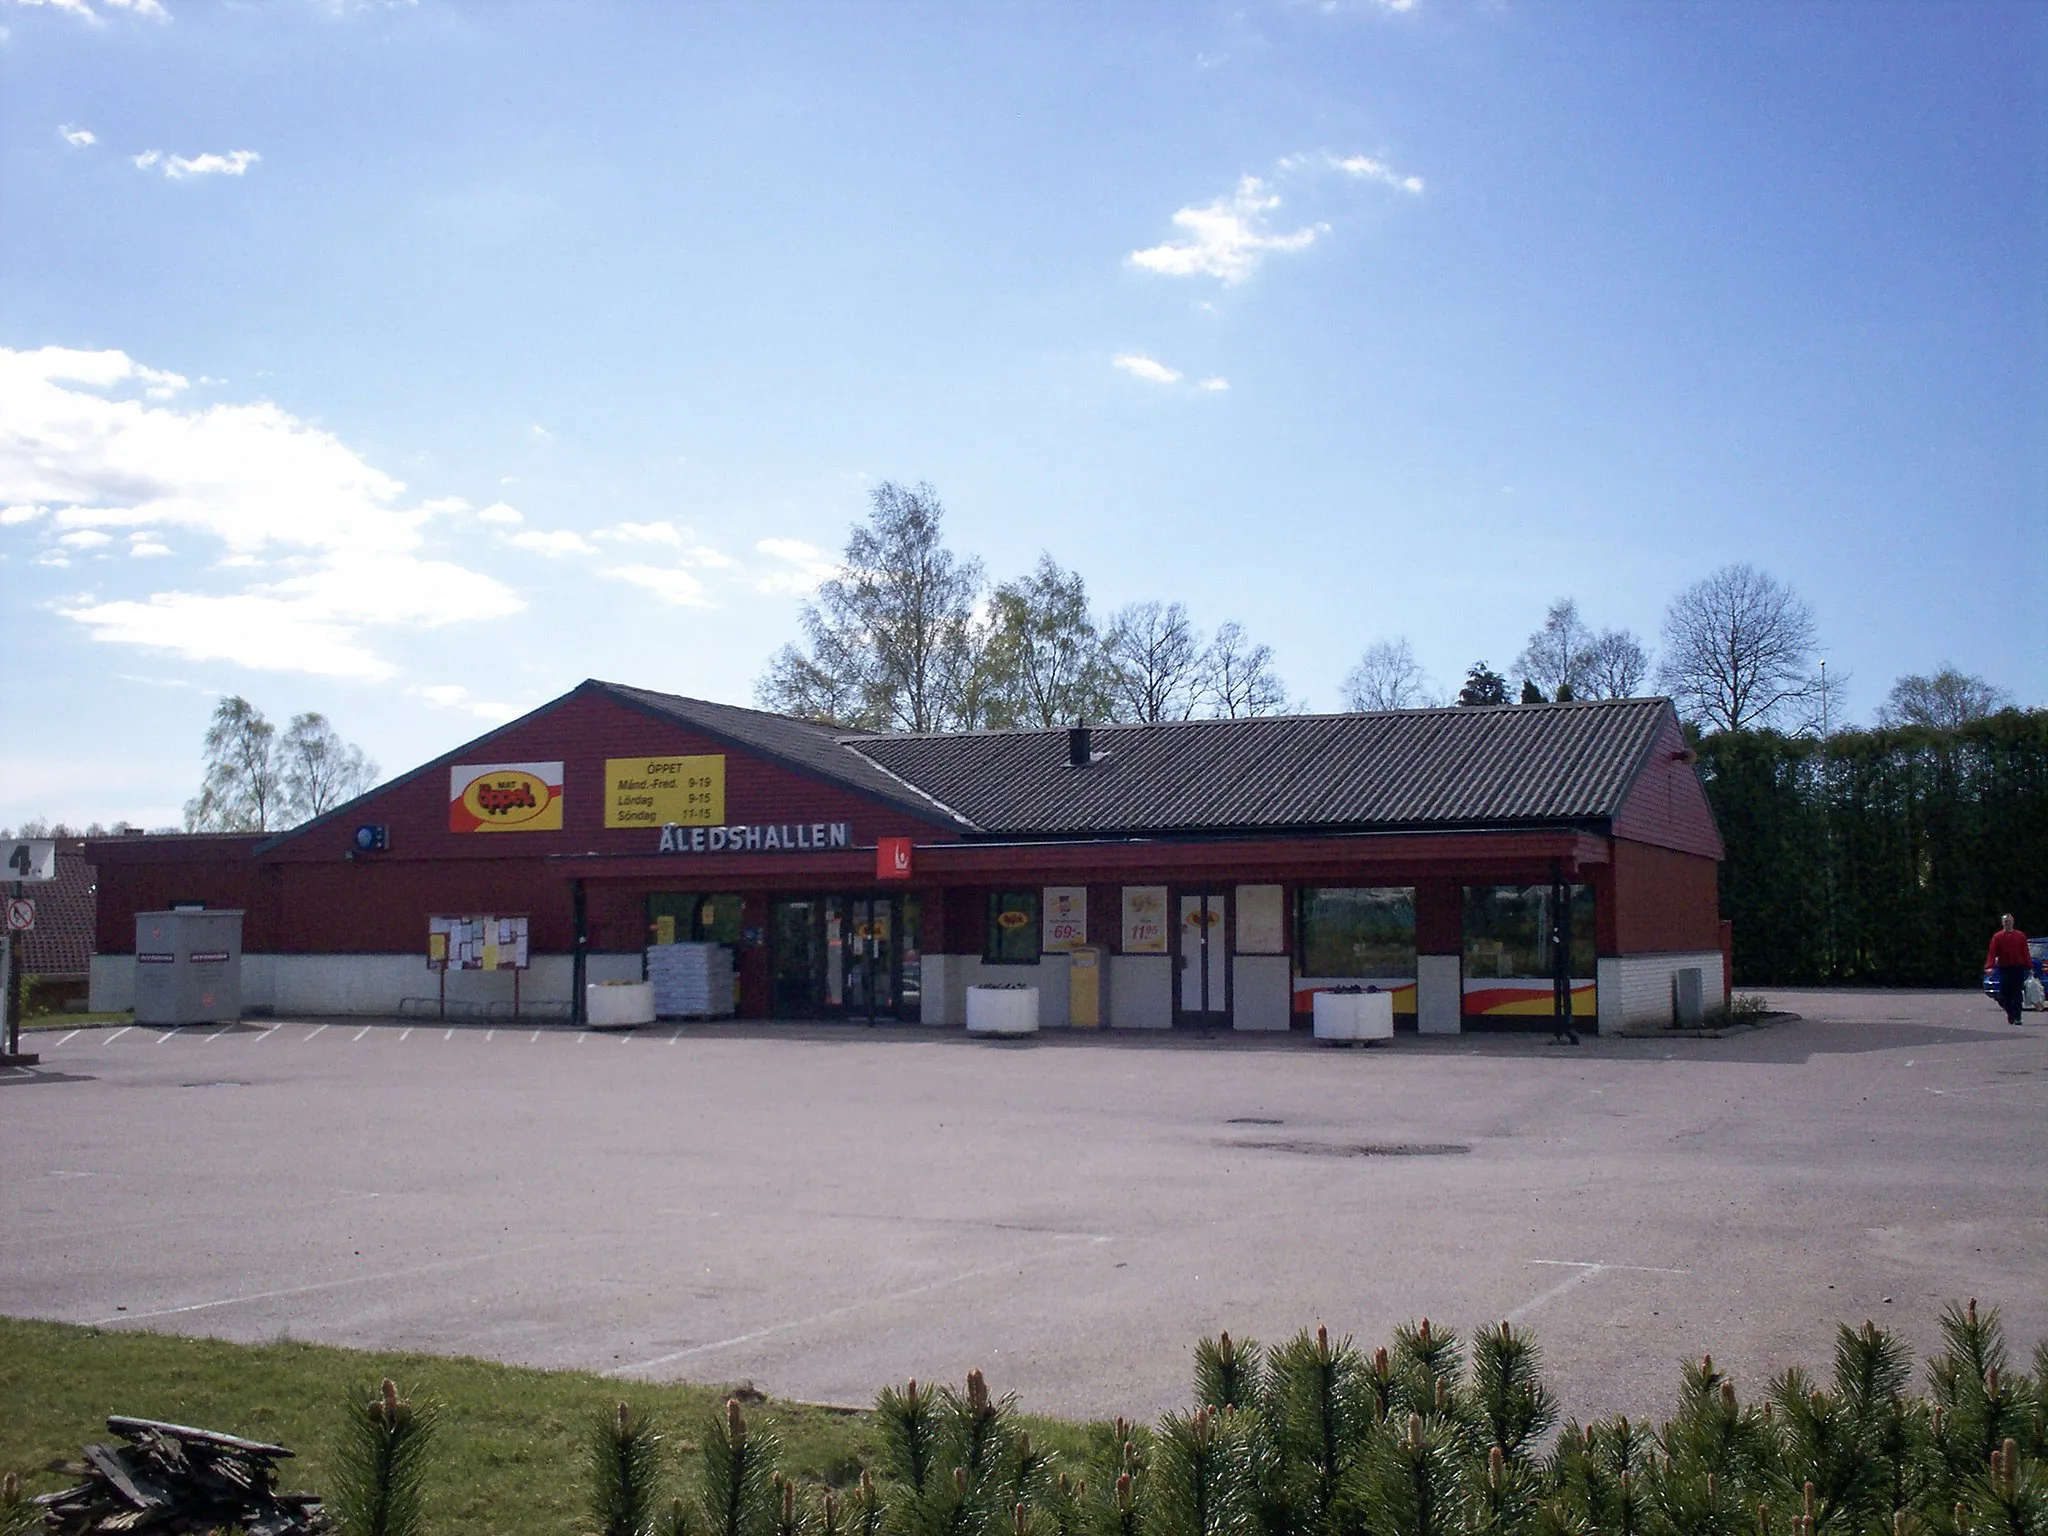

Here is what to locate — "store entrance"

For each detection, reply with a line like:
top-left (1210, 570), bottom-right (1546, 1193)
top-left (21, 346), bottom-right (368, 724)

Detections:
top-left (1177, 888), bottom-right (1230, 1024)
top-left (769, 893), bottom-right (922, 1022)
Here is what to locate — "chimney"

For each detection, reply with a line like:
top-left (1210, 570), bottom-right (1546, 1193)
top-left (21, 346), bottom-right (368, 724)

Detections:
top-left (1067, 721), bottom-right (1092, 768)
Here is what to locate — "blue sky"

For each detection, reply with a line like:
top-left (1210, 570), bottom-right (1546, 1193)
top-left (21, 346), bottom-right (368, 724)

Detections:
top-left (2, 0), bottom-right (2043, 829)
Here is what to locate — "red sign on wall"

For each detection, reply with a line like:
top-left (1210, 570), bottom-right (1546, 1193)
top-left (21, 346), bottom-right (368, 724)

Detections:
top-left (877, 837), bottom-right (913, 880)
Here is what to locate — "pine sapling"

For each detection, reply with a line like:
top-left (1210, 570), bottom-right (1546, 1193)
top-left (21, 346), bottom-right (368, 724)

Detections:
top-left (332, 1378), bottom-right (439, 1536)
top-left (1471, 1321), bottom-right (1556, 1464)
top-left (593, 1402), bottom-right (665, 1536)
top-left (1195, 1333), bottom-right (1266, 1414)
top-left (878, 1380), bottom-right (941, 1495)
top-left (700, 1399), bottom-right (781, 1536)
top-left (1, 1472), bottom-right (37, 1536)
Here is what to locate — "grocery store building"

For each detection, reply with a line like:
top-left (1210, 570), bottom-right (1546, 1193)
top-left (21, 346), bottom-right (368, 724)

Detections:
top-left (86, 680), bottom-right (1727, 1033)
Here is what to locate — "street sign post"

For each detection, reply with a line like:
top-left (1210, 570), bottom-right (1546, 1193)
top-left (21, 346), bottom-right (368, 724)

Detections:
top-left (1, 875), bottom-right (39, 1067)
top-left (2, 840), bottom-right (57, 883)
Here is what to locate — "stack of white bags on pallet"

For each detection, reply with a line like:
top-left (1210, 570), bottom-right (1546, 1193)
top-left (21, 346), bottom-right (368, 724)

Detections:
top-left (646, 942), bottom-right (735, 1019)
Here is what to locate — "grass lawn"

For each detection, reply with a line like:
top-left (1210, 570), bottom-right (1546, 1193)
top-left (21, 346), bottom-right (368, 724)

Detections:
top-left (0, 1319), bottom-right (1097, 1536)
top-left (19, 1012), bottom-right (131, 1031)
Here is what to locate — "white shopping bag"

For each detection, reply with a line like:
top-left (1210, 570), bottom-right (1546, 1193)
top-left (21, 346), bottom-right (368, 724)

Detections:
top-left (2025, 974), bottom-right (2046, 1011)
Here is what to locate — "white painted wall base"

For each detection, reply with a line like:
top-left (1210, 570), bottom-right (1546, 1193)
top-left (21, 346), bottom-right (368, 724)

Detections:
top-left (1416, 954), bottom-right (1462, 1034)
top-left (1596, 951), bottom-right (1726, 1031)
top-left (90, 951), bottom-right (643, 1020)
top-left (1231, 955), bottom-right (1291, 1030)
top-left (1108, 954), bottom-right (1172, 1028)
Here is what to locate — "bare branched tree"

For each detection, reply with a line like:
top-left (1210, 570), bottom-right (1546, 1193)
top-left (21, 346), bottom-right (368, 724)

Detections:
top-left (978, 555), bottom-right (1112, 728)
top-left (1581, 628), bottom-right (1652, 699)
top-left (1340, 637), bottom-right (1431, 711)
top-left (1878, 666), bottom-right (2006, 730)
top-left (1103, 600), bottom-right (1203, 722)
top-left (1197, 622), bottom-right (1291, 718)
top-left (279, 713), bottom-right (379, 822)
top-left (754, 481), bottom-right (984, 731)
top-left (184, 697), bottom-right (283, 831)
top-left (1656, 563), bottom-right (1819, 732)
top-left (1515, 599), bottom-right (1597, 700)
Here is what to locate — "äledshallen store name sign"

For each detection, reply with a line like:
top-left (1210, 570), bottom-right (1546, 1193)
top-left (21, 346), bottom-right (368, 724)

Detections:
top-left (657, 822), bottom-right (852, 854)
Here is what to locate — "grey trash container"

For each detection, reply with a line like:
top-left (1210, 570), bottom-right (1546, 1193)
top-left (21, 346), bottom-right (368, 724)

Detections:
top-left (133, 909), bottom-right (244, 1026)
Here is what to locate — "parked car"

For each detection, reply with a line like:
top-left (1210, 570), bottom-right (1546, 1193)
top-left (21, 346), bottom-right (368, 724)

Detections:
top-left (1983, 937), bottom-right (2048, 1007)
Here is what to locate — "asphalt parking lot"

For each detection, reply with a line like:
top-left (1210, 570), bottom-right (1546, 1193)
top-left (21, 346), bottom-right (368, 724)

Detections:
top-left (3, 990), bottom-right (2043, 1426)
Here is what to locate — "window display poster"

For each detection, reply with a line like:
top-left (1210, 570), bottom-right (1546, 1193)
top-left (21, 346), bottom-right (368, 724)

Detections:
top-left (1121, 886), bottom-right (1168, 954)
top-left (1043, 886), bottom-right (1087, 951)
top-left (1234, 884), bottom-right (1286, 954)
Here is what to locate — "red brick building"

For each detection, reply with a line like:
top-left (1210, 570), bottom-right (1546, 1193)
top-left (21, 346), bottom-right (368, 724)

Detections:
top-left (88, 681), bottom-right (1725, 1032)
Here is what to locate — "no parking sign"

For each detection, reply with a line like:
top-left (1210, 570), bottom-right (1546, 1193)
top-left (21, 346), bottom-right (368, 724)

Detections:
top-left (5, 899), bottom-right (33, 933)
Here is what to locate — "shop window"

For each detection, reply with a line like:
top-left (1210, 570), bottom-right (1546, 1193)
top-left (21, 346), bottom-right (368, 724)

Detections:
top-left (984, 891), bottom-right (1040, 964)
top-left (648, 891), bottom-right (744, 946)
top-left (1298, 887), bottom-right (1417, 976)
top-left (1461, 885), bottom-right (1595, 979)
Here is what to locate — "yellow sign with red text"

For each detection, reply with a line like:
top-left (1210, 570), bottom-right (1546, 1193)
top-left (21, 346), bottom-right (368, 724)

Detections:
top-left (449, 762), bottom-right (564, 832)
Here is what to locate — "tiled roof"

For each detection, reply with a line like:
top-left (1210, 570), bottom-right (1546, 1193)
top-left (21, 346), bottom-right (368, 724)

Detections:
top-left (20, 843), bottom-right (96, 977)
top-left (593, 682), bottom-right (973, 827)
top-left (843, 699), bottom-right (1676, 838)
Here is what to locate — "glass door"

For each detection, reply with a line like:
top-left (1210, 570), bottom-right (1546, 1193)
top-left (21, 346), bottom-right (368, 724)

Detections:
top-left (1178, 890), bottom-right (1229, 1023)
top-left (820, 894), bottom-right (912, 1022)
top-left (770, 898), bottom-right (823, 1016)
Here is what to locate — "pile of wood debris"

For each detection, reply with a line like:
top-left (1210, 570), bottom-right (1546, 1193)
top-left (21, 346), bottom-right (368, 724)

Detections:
top-left (34, 1417), bottom-right (325, 1536)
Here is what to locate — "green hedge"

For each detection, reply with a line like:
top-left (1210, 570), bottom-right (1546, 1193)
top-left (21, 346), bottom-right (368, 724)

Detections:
top-left (1697, 711), bottom-right (2048, 986)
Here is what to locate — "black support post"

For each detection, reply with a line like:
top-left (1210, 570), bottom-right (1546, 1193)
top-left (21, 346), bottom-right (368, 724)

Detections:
top-left (1551, 859), bottom-right (1578, 1044)
top-left (571, 879), bottom-right (588, 1027)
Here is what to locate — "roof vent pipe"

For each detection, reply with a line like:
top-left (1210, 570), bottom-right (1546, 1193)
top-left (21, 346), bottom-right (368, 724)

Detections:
top-left (1068, 721), bottom-right (1092, 768)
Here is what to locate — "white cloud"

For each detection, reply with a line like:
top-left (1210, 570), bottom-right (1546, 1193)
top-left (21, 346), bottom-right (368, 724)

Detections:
top-left (605, 563), bottom-right (710, 607)
top-left (59, 528), bottom-right (112, 548)
top-left (475, 501), bottom-right (522, 525)
top-left (1, 503), bottom-right (47, 525)
top-left (1129, 176), bottom-right (1321, 284)
top-left (1113, 354), bottom-right (1181, 385)
top-left (1198, 377), bottom-right (1230, 392)
top-left (129, 539), bottom-right (171, 557)
top-left (59, 124), bottom-right (96, 147)
top-left (503, 528), bottom-right (597, 557)
top-left (1330, 153), bottom-right (1425, 194)
top-left (1, 344), bottom-right (524, 678)
top-left (753, 536), bottom-right (837, 596)
top-left (12, 0), bottom-right (168, 23)
top-left (133, 148), bottom-right (259, 179)
top-left (416, 683), bottom-right (521, 723)
top-left (599, 519), bottom-right (686, 547)
top-left (529, 423), bottom-right (551, 442)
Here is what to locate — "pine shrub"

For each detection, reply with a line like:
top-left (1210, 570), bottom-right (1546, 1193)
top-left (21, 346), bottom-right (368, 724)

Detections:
top-left (331, 1378), bottom-right (438, 1536)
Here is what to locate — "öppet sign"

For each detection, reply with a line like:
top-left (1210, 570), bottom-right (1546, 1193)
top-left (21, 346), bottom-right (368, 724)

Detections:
top-left (449, 762), bottom-right (564, 832)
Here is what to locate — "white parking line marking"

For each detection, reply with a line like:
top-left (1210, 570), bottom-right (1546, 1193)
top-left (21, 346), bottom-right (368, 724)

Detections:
top-left (86, 1235), bottom-right (588, 1327)
top-left (105, 1026), bottom-right (132, 1045)
top-left (252, 1026), bottom-right (278, 1044)
top-left (485, 1030), bottom-right (495, 1042)
top-left (304, 1024), bottom-right (328, 1044)
top-left (399, 1028), bottom-right (413, 1042)
top-left (607, 1235), bottom-right (1110, 1378)
top-left (157, 1027), bottom-right (182, 1046)
top-left (577, 1032), bottom-right (588, 1045)
top-left (669, 1029), bottom-right (682, 1044)
top-left (55, 1030), bottom-right (82, 1048)
top-left (352, 1026), bottom-right (373, 1042)
top-left (530, 1030), bottom-right (541, 1044)
top-left (1507, 1259), bottom-right (1690, 1324)
top-left (201, 1027), bottom-right (225, 1046)
top-left (443, 1029), bottom-right (454, 1041)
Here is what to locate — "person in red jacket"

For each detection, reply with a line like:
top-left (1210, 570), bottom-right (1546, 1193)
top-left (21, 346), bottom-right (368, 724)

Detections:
top-left (1986, 914), bottom-right (2033, 1026)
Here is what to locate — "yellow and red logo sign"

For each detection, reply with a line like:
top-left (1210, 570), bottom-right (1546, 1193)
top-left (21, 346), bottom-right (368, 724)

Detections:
top-left (449, 761), bottom-right (564, 833)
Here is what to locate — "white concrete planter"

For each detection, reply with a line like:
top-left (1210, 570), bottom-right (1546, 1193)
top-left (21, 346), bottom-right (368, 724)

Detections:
top-left (586, 980), bottom-right (656, 1028)
top-left (966, 985), bottom-right (1040, 1036)
top-left (1313, 990), bottom-right (1394, 1043)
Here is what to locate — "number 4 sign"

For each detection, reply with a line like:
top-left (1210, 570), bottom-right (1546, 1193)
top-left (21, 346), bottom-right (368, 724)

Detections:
top-left (3, 840), bottom-right (57, 883)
